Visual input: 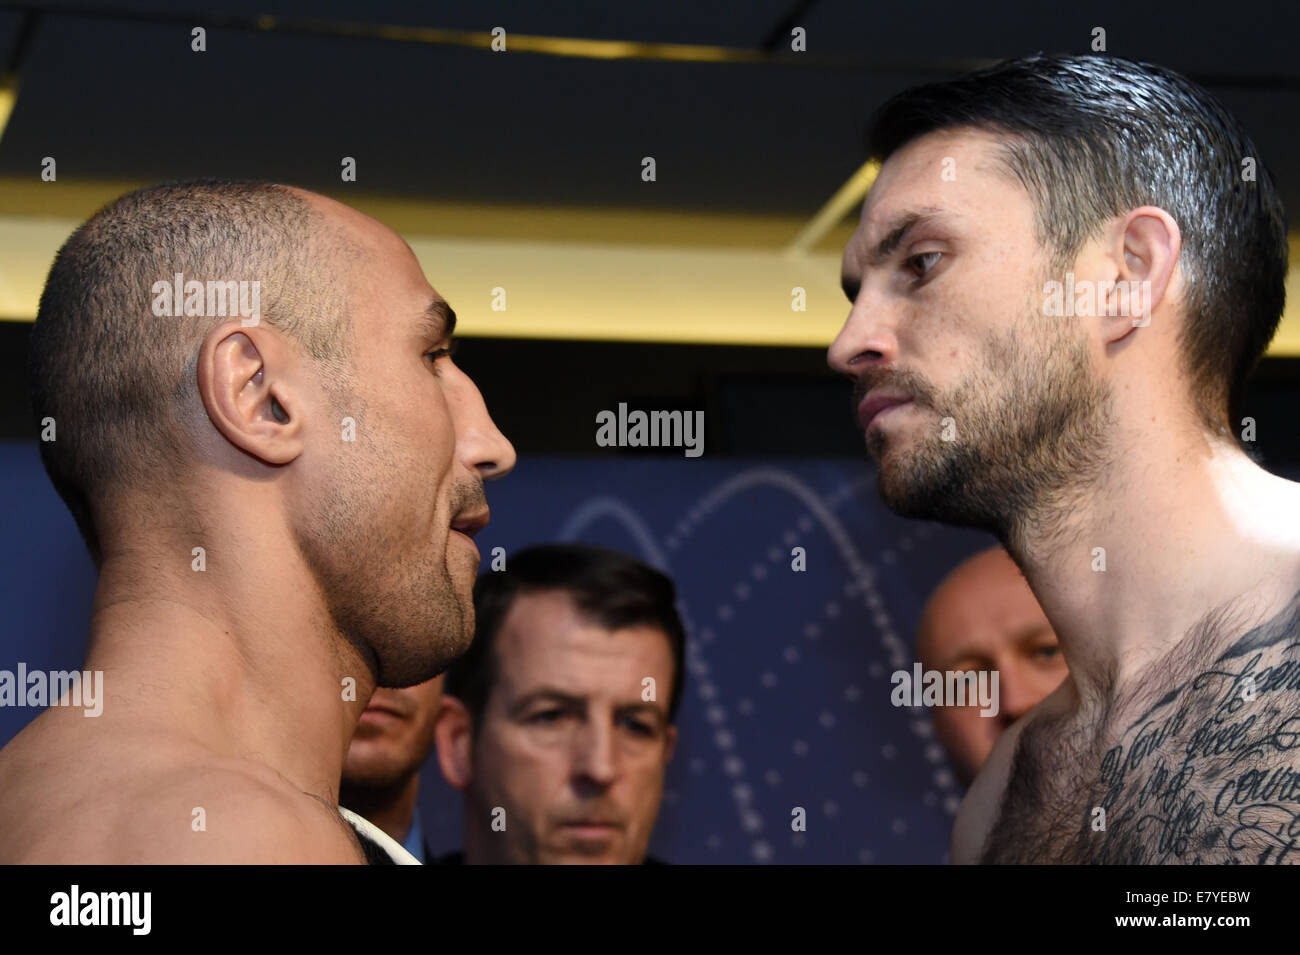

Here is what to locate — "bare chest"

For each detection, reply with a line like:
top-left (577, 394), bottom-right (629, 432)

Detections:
top-left (982, 642), bottom-right (1300, 864)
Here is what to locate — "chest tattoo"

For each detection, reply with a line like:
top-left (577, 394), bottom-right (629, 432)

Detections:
top-left (982, 588), bottom-right (1300, 864)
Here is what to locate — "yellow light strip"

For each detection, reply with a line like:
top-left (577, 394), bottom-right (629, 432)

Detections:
top-left (0, 76), bottom-right (18, 147)
top-left (786, 159), bottom-right (879, 256)
top-left (0, 215), bottom-right (846, 346)
top-left (0, 207), bottom-right (1296, 356)
top-left (100, 12), bottom-right (859, 68)
top-left (271, 18), bottom-right (772, 64)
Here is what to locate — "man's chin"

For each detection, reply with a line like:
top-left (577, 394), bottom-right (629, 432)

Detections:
top-left (542, 847), bottom-right (629, 865)
top-left (542, 830), bottom-right (633, 864)
top-left (875, 452), bottom-right (962, 523)
top-left (871, 441), bottom-right (925, 510)
top-left (340, 759), bottom-right (410, 790)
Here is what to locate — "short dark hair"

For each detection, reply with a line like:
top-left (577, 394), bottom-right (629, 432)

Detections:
top-left (866, 53), bottom-right (1288, 433)
top-left (28, 179), bottom-right (356, 564)
top-left (444, 543), bottom-right (688, 726)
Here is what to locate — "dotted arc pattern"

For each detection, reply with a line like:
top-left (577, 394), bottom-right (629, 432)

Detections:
top-left (420, 457), bottom-right (994, 864)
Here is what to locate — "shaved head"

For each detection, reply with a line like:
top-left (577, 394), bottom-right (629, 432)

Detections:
top-left (918, 546), bottom-right (1066, 785)
top-left (29, 179), bottom-right (359, 563)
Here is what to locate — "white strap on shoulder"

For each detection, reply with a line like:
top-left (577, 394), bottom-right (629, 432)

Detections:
top-left (338, 806), bottom-right (422, 865)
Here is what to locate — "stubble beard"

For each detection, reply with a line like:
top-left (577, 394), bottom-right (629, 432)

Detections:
top-left (294, 417), bottom-right (476, 689)
top-left (872, 317), bottom-right (1114, 551)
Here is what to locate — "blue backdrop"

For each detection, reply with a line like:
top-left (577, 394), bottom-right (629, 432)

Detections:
top-left (0, 441), bottom-right (996, 863)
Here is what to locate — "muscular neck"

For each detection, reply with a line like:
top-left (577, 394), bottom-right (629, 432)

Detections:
top-left (1006, 423), bottom-right (1300, 700)
top-left (86, 494), bottom-right (375, 805)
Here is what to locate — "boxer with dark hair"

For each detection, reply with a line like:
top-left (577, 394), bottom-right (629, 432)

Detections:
top-left (0, 180), bottom-right (515, 862)
top-left (830, 55), bottom-right (1299, 863)
top-left (435, 544), bottom-right (684, 864)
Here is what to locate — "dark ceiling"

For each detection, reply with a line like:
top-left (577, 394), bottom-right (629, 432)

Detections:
top-left (2, 2), bottom-right (1299, 467)
top-left (1, 0), bottom-right (1299, 217)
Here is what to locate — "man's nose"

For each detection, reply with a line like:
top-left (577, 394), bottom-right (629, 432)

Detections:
top-left (571, 720), bottom-right (618, 789)
top-left (449, 367), bottom-right (516, 480)
top-left (827, 289), bottom-right (898, 381)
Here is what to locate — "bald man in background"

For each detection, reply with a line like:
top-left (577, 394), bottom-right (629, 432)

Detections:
top-left (917, 547), bottom-right (1068, 787)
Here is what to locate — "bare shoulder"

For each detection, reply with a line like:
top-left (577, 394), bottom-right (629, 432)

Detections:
top-left (951, 715), bottom-right (1028, 864)
top-left (0, 719), bottom-right (362, 864)
top-left (128, 762), bottom-right (366, 864)
top-left (951, 682), bottom-right (1074, 864)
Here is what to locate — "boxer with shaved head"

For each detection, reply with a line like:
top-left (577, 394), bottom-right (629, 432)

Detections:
top-left (0, 180), bottom-right (515, 862)
top-left (831, 55), bottom-right (1300, 863)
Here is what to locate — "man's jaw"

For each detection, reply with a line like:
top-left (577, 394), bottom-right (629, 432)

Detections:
top-left (546, 809), bottom-right (630, 859)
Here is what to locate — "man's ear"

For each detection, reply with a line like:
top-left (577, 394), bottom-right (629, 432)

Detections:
top-left (197, 323), bottom-right (304, 466)
top-left (1099, 205), bottom-right (1181, 344)
top-left (434, 695), bottom-right (474, 791)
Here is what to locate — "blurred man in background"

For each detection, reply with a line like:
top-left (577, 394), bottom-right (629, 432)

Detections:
top-left (916, 547), bottom-right (1068, 787)
top-left (341, 677), bottom-right (445, 863)
top-left (434, 544), bottom-right (683, 864)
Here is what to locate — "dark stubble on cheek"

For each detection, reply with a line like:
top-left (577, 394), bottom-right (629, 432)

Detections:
top-left (878, 316), bottom-right (1113, 547)
top-left (293, 391), bottom-right (469, 688)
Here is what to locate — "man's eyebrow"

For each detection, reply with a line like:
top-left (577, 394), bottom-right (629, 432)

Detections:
top-left (866, 208), bottom-right (946, 266)
top-left (938, 650), bottom-right (992, 671)
top-left (510, 688), bottom-right (583, 713)
top-left (421, 299), bottom-right (457, 340)
top-left (843, 207), bottom-right (948, 302)
top-left (1013, 623), bottom-right (1058, 645)
top-left (616, 702), bottom-right (668, 727)
top-left (508, 690), bottom-right (666, 719)
top-left (616, 701), bottom-right (666, 717)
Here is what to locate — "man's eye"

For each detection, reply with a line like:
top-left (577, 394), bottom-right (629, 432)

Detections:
top-left (529, 709), bottom-right (564, 723)
top-left (1033, 645), bottom-right (1061, 661)
top-left (424, 339), bottom-right (459, 364)
top-left (906, 251), bottom-right (942, 280)
top-left (621, 718), bottom-right (655, 737)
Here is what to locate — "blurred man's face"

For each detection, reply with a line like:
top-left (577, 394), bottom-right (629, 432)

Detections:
top-left (465, 590), bottom-right (677, 864)
top-left (344, 677), bottom-right (445, 786)
top-left (918, 551), bottom-right (1067, 784)
top-left (289, 193), bottom-right (515, 687)
top-left (829, 129), bottom-right (1113, 538)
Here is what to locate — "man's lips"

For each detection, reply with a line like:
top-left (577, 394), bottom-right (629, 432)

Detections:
top-left (450, 509), bottom-right (490, 538)
top-left (857, 393), bottom-right (913, 431)
top-left (360, 703), bottom-right (406, 719)
top-left (450, 508), bottom-right (489, 558)
top-left (558, 821), bottom-right (623, 838)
